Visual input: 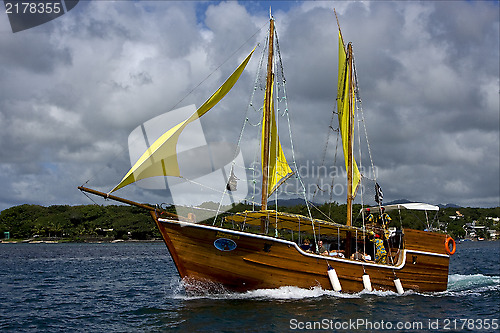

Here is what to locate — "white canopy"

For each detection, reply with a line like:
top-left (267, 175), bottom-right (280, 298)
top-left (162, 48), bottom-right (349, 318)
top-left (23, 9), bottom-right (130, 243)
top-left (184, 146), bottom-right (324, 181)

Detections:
top-left (361, 203), bottom-right (439, 214)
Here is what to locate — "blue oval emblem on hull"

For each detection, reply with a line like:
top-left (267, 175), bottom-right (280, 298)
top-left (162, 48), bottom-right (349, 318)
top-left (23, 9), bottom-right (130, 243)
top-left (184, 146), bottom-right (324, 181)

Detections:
top-left (214, 238), bottom-right (237, 252)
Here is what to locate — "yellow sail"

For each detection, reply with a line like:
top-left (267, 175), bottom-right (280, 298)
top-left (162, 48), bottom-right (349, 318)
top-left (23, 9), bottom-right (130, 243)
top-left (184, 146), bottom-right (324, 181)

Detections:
top-left (110, 48), bottom-right (255, 193)
top-left (337, 31), bottom-right (360, 197)
top-left (261, 79), bottom-right (294, 197)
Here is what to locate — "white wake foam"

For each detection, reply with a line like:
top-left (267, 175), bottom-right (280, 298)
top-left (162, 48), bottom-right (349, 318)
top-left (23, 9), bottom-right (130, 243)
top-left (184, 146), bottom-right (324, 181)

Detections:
top-left (444, 273), bottom-right (500, 296)
top-left (170, 274), bottom-right (499, 300)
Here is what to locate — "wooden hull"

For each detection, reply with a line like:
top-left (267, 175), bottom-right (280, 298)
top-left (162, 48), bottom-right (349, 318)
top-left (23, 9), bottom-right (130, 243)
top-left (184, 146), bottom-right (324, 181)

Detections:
top-left (153, 214), bottom-right (450, 293)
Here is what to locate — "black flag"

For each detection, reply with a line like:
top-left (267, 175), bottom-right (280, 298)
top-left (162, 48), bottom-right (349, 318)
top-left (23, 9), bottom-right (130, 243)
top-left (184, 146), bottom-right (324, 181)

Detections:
top-left (226, 169), bottom-right (238, 192)
top-left (375, 182), bottom-right (383, 204)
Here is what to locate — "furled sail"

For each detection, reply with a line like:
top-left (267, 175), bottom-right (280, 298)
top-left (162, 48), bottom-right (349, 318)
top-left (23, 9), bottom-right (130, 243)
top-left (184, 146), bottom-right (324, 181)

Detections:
top-left (261, 78), bottom-right (293, 197)
top-left (337, 31), bottom-right (361, 197)
top-left (109, 48), bottom-right (255, 193)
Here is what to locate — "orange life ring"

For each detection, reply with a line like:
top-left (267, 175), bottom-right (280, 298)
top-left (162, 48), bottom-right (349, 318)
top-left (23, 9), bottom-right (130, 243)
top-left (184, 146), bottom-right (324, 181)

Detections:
top-left (445, 236), bottom-right (456, 255)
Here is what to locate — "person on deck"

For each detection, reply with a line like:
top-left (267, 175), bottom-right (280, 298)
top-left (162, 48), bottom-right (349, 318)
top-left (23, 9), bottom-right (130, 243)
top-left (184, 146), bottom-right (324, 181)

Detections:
top-left (377, 207), bottom-right (392, 226)
top-left (350, 251), bottom-right (371, 261)
top-left (372, 234), bottom-right (387, 264)
top-left (350, 251), bottom-right (363, 261)
top-left (300, 239), bottom-right (311, 252)
top-left (365, 208), bottom-right (374, 224)
top-left (378, 207), bottom-right (392, 240)
top-left (317, 240), bottom-right (328, 255)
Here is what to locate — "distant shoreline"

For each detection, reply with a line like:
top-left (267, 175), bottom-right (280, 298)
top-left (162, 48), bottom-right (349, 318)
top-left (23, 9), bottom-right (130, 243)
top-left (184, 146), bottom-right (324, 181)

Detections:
top-left (0, 238), bottom-right (163, 244)
top-left (1, 204), bottom-right (499, 241)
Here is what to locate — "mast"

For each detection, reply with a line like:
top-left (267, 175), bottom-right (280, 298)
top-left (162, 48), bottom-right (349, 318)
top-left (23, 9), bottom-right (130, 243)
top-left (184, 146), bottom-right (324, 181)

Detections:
top-left (335, 9), bottom-right (354, 227)
top-left (346, 42), bottom-right (354, 227)
top-left (261, 15), bottom-right (274, 212)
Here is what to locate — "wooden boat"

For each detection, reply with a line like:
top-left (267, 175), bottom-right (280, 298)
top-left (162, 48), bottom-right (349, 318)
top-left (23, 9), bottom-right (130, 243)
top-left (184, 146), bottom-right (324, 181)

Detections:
top-left (79, 11), bottom-right (454, 293)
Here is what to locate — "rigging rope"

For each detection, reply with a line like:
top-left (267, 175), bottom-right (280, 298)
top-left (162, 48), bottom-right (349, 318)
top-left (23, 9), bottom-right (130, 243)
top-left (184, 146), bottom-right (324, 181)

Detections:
top-left (213, 38), bottom-right (268, 223)
top-left (81, 22), bottom-right (269, 198)
top-left (352, 52), bottom-right (377, 183)
top-left (313, 107), bottom-right (339, 200)
top-left (230, 23), bottom-right (319, 244)
top-left (168, 22), bottom-right (268, 113)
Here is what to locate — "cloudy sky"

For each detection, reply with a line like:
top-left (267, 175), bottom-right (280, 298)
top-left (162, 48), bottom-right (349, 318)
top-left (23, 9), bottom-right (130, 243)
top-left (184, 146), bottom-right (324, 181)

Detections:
top-left (0, 0), bottom-right (498, 212)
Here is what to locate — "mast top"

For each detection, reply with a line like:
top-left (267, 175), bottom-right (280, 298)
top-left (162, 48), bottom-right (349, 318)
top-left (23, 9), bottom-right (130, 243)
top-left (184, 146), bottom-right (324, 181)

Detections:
top-left (334, 8), bottom-right (346, 51)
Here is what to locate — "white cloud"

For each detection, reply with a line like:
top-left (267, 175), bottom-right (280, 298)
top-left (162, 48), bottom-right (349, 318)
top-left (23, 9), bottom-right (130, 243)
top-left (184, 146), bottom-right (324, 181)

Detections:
top-left (0, 1), bottom-right (498, 211)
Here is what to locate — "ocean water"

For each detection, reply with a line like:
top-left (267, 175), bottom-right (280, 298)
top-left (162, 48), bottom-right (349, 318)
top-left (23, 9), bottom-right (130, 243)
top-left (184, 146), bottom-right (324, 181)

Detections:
top-left (0, 240), bottom-right (498, 332)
